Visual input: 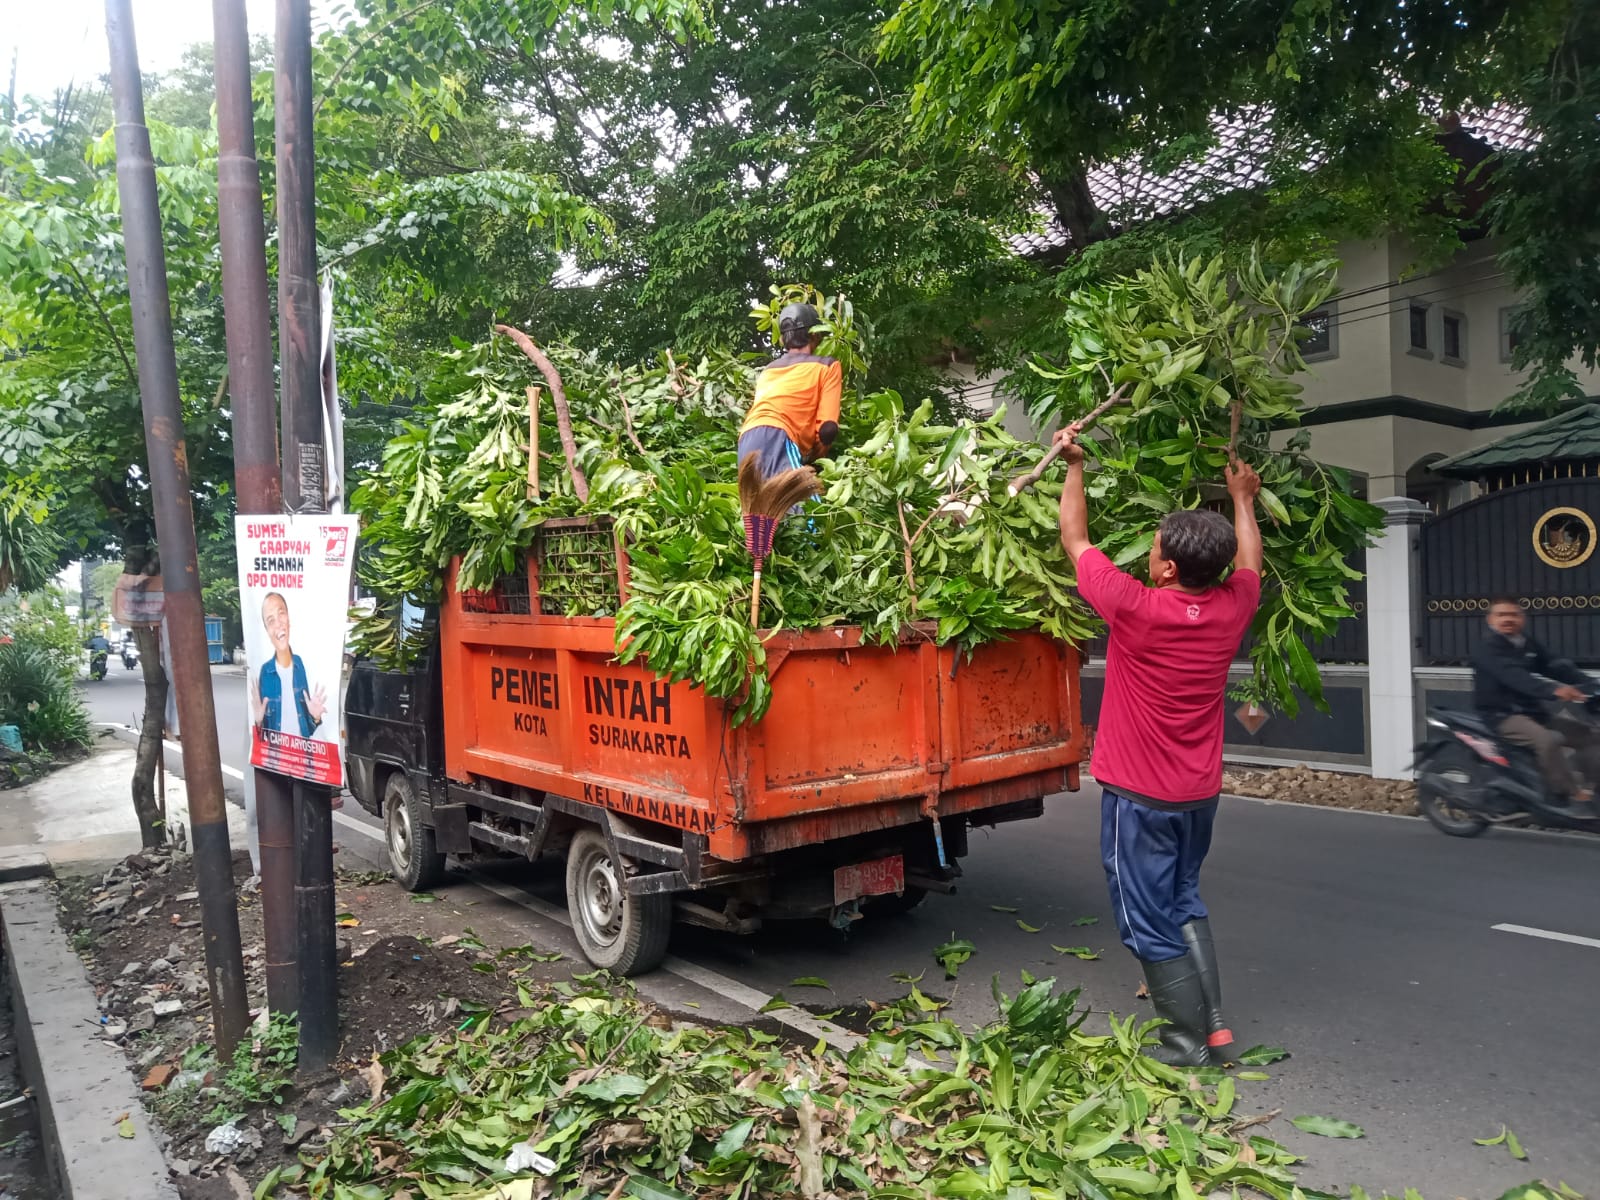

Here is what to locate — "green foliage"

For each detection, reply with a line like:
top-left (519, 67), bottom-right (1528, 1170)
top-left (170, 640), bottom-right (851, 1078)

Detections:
top-left (882, 0), bottom-right (1597, 393)
top-left (155, 1013), bottom-right (300, 1128)
top-left (0, 636), bottom-right (91, 752)
top-left (353, 263), bottom-right (1376, 718)
top-left (0, 587), bottom-right (83, 676)
top-left (1021, 252), bottom-right (1382, 714)
top-left (0, 488), bottom-right (62, 595)
top-left (352, 290), bottom-right (1093, 723)
top-left (1488, 4), bottom-right (1600, 413)
top-left (265, 972), bottom-right (1439, 1199)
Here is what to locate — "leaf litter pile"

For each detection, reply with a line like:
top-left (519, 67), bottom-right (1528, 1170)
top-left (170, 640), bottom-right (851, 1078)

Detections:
top-left (258, 972), bottom-right (1575, 1200)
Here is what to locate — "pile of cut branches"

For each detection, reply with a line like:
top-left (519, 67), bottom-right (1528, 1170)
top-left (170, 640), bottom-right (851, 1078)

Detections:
top-left (350, 261), bottom-right (1379, 721)
top-left (263, 974), bottom-right (1319, 1199)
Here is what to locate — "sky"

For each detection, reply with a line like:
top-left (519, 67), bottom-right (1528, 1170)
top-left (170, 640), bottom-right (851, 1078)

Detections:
top-left (3, 0), bottom-right (285, 101)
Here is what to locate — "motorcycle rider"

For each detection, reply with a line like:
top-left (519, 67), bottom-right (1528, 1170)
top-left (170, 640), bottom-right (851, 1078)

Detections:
top-left (83, 632), bottom-right (111, 679)
top-left (1472, 595), bottom-right (1599, 807)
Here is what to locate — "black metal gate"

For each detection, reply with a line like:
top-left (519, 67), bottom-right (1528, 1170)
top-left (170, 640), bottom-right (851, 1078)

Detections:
top-left (1420, 478), bottom-right (1600, 665)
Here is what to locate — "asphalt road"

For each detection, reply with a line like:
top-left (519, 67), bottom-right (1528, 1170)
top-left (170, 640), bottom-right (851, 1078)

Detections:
top-left (81, 662), bottom-right (251, 774)
top-left (84, 669), bottom-right (1600, 1196)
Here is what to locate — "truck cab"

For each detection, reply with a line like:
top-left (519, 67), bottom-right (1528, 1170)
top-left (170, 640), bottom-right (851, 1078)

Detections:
top-left (344, 599), bottom-right (450, 890)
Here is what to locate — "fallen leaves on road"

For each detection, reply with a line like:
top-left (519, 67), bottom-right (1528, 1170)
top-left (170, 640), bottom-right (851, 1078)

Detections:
top-left (1052, 944), bottom-right (1099, 960)
top-left (932, 936), bottom-right (976, 978)
top-left (1475, 1124), bottom-right (1530, 1161)
top-left (1290, 1114), bottom-right (1365, 1139)
top-left (1237, 1045), bottom-right (1290, 1066)
top-left (1015, 919), bottom-right (1043, 933)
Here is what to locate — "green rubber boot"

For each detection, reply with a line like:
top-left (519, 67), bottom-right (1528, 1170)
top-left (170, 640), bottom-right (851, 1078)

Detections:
top-left (1181, 918), bottom-right (1234, 1058)
top-left (1139, 955), bottom-right (1211, 1068)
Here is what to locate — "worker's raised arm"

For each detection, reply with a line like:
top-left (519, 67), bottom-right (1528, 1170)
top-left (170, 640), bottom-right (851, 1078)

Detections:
top-left (1225, 459), bottom-right (1263, 575)
top-left (1055, 425), bottom-right (1093, 565)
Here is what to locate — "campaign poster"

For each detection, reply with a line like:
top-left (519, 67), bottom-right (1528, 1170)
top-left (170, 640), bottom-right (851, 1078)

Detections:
top-left (235, 515), bottom-right (358, 786)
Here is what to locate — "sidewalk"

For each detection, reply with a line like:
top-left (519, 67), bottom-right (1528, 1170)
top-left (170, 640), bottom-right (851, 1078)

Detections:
top-left (0, 735), bottom-right (248, 874)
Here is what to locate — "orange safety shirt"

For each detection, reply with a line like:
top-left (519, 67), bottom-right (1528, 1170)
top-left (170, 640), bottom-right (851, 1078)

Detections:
top-left (740, 352), bottom-right (842, 454)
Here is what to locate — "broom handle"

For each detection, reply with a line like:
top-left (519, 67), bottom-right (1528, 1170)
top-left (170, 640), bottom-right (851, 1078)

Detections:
top-left (1007, 383), bottom-right (1129, 496)
top-left (750, 568), bottom-right (763, 628)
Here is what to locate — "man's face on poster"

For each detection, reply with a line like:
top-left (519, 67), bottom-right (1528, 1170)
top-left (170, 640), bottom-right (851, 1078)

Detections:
top-left (263, 593), bottom-right (292, 654)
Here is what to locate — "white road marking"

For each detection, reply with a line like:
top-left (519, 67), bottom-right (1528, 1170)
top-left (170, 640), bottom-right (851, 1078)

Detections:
top-left (1492, 923), bottom-right (1600, 951)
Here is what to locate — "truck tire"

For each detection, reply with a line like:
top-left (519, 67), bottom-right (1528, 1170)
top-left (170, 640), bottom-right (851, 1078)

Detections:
top-left (565, 828), bottom-right (671, 975)
top-left (385, 772), bottom-right (447, 891)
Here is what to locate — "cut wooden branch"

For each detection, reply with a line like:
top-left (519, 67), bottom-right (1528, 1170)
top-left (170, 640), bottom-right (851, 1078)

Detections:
top-left (1007, 382), bottom-right (1130, 496)
top-left (613, 376), bottom-right (648, 457)
top-left (525, 385), bottom-right (541, 499)
top-left (495, 324), bottom-right (588, 503)
top-left (1227, 394), bottom-right (1243, 461)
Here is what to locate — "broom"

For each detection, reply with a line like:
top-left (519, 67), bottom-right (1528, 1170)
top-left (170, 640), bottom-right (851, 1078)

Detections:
top-left (739, 455), bottom-right (823, 627)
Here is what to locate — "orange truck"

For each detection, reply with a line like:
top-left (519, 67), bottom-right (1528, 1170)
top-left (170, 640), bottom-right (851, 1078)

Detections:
top-left (345, 518), bottom-right (1086, 974)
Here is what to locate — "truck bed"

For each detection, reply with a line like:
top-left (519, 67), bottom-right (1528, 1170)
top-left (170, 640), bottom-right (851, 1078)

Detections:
top-left (439, 523), bottom-right (1084, 864)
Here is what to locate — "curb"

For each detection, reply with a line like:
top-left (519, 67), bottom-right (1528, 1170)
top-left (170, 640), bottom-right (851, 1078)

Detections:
top-left (97, 724), bottom-right (245, 804)
top-left (0, 878), bottom-right (179, 1199)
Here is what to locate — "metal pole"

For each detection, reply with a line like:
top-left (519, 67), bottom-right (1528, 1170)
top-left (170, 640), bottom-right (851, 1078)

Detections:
top-left (276, 0), bottom-right (337, 1072)
top-left (276, 0), bottom-right (325, 516)
top-left (212, 0), bottom-right (297, 1017)
top-left (104, 0), bottom-right (250, 1059)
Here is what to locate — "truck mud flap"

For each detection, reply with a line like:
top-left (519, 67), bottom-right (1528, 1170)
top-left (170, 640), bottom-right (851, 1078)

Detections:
top-left (431, 803), bottom-right (473, 855)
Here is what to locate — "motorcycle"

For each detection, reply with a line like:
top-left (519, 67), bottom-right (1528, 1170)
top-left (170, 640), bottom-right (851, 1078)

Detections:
top-left (1413, 690), bottom-right (1600, 836)
top-left (88, 650), bottom-right (109, 681)
top-left (121, 642), bottom-right (139, 670)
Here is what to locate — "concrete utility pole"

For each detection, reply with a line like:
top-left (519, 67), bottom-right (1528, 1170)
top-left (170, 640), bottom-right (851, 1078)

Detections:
top-left (275, 0), bottom-right (338, 1071)
top-left (103, 0), bottom-right (250, 1057)
top-left (212, 0), bottom-right (298, 1017)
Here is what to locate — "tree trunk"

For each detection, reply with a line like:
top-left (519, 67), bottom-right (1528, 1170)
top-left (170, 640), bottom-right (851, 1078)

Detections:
top-left (130, 623), bottom-right (168, 849)
top-left (124, 546), bottom-right (167, 850)
top-left (1041, 165), bottom-right (1110, 249)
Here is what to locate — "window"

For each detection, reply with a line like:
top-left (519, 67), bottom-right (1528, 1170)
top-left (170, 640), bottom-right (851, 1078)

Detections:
top-left (1441, 310), bottom-right (1465, 365)
top-left (1408, 302), bottom-right (1431, 354)
top-left (1499, 306), bottom-right (1524, 364)
top-left (1299, 306), bottom-right (1336, 360)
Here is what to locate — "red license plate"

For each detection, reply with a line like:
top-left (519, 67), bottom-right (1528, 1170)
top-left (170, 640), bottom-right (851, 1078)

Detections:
top-left (833, 855), bottom-right (905, 906)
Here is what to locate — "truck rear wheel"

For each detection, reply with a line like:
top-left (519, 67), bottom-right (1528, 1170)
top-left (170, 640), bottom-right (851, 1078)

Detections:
top-left (565, 828), bottom-right (671, 975)
top-left (385, 772), bottom-right (446, 891)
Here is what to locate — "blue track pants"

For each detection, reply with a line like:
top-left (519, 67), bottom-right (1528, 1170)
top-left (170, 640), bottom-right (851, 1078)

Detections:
top-left (1100, 789), bottom-right (1217, 962)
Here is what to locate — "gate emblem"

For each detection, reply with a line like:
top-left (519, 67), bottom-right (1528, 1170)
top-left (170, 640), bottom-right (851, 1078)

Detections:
top-left (1531, 506), bottom-right (1596, 570)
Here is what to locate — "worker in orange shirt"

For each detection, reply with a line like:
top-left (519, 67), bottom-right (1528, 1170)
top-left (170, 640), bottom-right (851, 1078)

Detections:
top-left (738, 302), bottom-right (842, 480)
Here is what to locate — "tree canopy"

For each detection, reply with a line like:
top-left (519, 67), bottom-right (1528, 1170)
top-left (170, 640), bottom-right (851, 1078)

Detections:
top-left (882, 0), bottom-right (1597, 407)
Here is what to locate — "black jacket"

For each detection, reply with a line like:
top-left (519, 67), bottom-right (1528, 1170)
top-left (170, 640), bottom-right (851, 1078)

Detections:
top-left (1472, 631), bottom-right (1590, 721)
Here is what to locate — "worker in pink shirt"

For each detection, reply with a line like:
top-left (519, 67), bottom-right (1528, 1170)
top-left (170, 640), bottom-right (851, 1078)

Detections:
top-left (1055, 421), bottom-right (1263, 1066)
